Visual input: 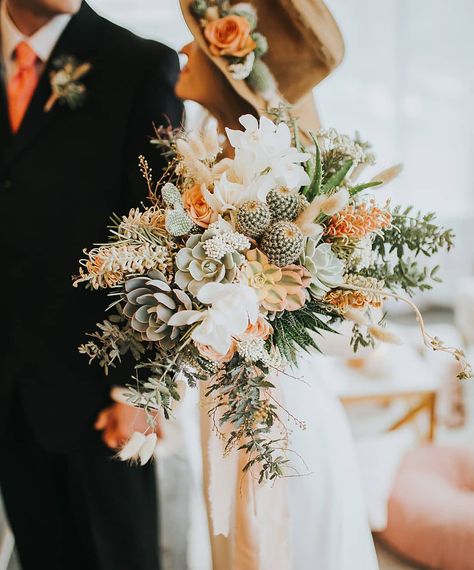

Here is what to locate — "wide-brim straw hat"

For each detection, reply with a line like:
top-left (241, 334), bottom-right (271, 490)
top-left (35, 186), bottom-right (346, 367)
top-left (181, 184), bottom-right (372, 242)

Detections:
top-left (180, 0), bottom-right (345, 130)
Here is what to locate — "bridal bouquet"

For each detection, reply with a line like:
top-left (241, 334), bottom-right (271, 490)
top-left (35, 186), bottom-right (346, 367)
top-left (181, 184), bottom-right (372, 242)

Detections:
top-left (75, 112), bottom-right (471, 481)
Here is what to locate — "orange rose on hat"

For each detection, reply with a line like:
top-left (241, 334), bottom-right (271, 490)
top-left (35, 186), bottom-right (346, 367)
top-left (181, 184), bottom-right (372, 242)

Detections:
top-left (182, 183), bottom-right (213, 228)
top-left (204, 15), bottom-right (256, 57)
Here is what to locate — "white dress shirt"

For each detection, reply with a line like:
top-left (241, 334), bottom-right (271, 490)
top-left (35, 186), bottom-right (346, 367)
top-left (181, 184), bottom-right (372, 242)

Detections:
top-left (0, 0), bottom-right (71, 82)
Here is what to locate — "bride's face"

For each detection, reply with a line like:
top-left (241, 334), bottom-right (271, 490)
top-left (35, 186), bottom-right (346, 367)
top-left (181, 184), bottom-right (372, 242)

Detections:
top-left (175, 41), bottom-right (226, 108)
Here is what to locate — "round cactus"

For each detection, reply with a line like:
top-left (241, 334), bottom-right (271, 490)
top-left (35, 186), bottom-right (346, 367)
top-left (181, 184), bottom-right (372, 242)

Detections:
top-left (260, 221), bottom-right (304, 267)
top-left (236, 200), bottom-right (271, 238)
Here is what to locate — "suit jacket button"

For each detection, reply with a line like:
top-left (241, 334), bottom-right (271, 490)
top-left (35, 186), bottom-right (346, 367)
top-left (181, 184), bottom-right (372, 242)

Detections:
top-left (3, 179), bottom-right (12, 190)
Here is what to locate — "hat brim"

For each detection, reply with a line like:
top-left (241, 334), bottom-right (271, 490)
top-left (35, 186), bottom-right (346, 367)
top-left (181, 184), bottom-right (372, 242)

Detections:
top-left (179, 0), bottom-right (268, 115)
top-left (180, 0), bottom-right (344, 106)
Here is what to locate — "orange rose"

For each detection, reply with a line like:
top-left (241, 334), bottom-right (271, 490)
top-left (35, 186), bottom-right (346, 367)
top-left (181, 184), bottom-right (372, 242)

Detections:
top-left (204, 15), bottom-right (256, 58)
top-left (242, 316), bottom-right (273, 341)
top-left (182, 184), bottom-right (213, 228)
top-left (196, 341), bottom-right (236, 363)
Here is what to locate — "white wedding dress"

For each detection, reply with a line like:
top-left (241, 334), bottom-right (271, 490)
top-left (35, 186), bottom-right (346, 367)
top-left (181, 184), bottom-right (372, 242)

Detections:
top-left (160, 348), bottom-right (379, 570)
top-left (284, 351), bottom-right (379, 570)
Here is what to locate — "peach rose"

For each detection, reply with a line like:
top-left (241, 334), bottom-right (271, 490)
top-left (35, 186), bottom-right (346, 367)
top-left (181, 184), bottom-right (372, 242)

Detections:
top-left (242, 316), bottom-right (273, 341)
top-left (182, 184), bottom-right (213, 228)
top-left (196, 340), bottom-right (236, 363)
top-left (204, 15), bottom-right (256, 58)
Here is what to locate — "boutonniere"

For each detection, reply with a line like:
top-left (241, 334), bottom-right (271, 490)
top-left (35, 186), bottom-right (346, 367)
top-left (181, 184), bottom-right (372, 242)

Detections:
top-left (44, 55), bottom-right (92, 113)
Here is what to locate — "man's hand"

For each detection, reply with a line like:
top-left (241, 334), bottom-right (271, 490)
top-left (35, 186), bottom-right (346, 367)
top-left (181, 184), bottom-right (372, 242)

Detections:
top-left (94, 402), bottom-right (162, 450)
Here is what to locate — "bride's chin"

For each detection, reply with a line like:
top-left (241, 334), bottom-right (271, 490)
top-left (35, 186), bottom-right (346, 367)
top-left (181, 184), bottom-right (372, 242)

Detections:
top-left (174, 79), bottom-right (188, 100)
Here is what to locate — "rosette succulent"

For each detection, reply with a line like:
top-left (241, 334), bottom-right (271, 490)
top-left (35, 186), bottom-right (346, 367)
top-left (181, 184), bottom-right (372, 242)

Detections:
top-left (245, 249), bottom-right (310, 312)
top-left (175, 231), bottom-right (241, 295)
top-left (300, 240), bottom-right (345, 298)
top-left (123, 270), bottom-right (192, 349)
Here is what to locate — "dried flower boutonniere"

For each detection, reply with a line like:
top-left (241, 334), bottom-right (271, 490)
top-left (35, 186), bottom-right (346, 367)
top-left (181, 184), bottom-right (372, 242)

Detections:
top-left (44, 55), bottom-right (91, 113)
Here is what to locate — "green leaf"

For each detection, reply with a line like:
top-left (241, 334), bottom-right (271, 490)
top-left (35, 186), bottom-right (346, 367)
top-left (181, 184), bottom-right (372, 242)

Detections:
top-left (304, 134), bottom-right (322, 201)
top-left (321, 159), bottom-right (353, 194)
top-left (349, 180), bottom-right (383, 196)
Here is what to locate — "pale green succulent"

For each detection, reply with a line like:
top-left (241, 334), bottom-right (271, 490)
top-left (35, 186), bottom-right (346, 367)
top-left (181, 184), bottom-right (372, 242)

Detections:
top-left (161, 183), bottom-right (182, 208)
top-left (175, 231), bottom-right (241, 295)
top-left (161, 183), bottom-right (195, 237)
top-left (165, 210), bottom-right (195, 237)
top-left (123, 270), bottom-right (193, 349)
top-left (300, 239), bottom-right (345, 298)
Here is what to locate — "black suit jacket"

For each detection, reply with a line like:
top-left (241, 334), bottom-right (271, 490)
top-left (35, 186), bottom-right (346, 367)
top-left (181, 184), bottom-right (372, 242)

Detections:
top-left (0, 2), bottom-right (184, 451)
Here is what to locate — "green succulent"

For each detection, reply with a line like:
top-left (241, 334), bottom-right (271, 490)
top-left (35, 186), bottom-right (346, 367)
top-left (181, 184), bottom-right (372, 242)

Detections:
top-left (175, 231), bottom-right (241, 295)
top-left (123, 270), bottom-right (193, 349)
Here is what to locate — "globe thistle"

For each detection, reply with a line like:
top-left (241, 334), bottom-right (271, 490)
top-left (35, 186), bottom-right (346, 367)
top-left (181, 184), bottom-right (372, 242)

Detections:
top-left (123, 270), bottom-right (193, 349)
top-left (260, 221), bottom-right (304, 267)
top-left (266, 187), bottom-right (301, 222)
top-left (230, 3), bottom-right (258, 30)
top-left (252, 32), bottom-right (268, 57)
top-left (236, 200), bottom-right (271, 238)
top-left (191, 0), bottom-right (208, 18)
top-left (246, 59), bottom-right (277, 99)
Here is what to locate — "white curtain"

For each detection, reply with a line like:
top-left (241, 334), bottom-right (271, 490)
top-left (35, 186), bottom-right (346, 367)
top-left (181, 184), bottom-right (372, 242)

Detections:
top-left (89, 0), bottom-right (474, 304)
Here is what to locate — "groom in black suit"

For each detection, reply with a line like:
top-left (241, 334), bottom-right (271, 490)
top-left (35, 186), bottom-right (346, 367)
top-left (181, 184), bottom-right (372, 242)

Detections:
top-left (0, 0), bottom-right (183, 568)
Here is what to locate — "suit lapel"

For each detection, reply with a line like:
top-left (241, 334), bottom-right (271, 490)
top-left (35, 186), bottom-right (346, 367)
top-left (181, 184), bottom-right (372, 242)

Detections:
top-left (1, 2), bottom-right (103, 172)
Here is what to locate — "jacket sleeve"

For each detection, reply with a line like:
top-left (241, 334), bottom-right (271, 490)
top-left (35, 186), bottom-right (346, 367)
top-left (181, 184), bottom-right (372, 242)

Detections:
top-left (105, 44), bottom-right (184, 390)
top-left (123, 42), bottom-right (184, 210)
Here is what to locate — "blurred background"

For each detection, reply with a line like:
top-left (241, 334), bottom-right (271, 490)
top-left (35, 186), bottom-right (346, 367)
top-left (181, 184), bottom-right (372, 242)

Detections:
top-left (2, 1), bottom-right (474, 569)
top-left (89, 0), bottom-right (474, 306)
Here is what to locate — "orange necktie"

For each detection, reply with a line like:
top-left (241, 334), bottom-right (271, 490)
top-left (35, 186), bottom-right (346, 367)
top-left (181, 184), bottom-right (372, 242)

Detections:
top-left (7, 41), bottom-right (40, 133)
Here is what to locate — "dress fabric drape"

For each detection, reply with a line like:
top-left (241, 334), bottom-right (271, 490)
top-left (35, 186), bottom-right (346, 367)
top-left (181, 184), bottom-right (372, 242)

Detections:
top-left (171, 349), bottom-right (379, 570)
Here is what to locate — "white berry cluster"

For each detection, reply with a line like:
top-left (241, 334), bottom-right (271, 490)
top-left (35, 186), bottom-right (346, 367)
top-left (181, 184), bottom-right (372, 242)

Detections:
top-left (344, 273), bottom-right (384, 290)
top-left (237, 337), bottom-right (276, 366)
top-left (317, 128), bottom-right (376, 167)
top-left (202, 230), bottom-right (251, 260)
